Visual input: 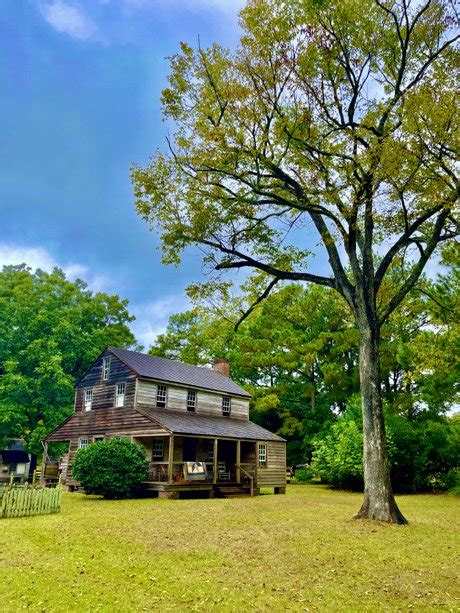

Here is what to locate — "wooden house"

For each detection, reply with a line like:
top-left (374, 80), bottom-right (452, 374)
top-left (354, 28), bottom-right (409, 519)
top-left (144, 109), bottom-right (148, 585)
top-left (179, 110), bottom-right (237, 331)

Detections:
top-left (43, 347), bottom-right (286, 498)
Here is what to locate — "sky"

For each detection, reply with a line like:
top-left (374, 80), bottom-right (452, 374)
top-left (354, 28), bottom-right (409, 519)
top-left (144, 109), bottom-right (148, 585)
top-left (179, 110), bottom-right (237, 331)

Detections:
top-left (1, 0), bottom-right (247, 347)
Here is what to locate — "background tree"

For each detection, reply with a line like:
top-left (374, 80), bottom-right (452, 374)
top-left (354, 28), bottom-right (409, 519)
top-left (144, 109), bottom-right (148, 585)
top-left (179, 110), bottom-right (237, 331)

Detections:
top-left (0, 265), bottom-right (137, 453)
top-left (151, 254), bottom-right (458, 469)
top-left (134, 0), bottom-right (458, 522)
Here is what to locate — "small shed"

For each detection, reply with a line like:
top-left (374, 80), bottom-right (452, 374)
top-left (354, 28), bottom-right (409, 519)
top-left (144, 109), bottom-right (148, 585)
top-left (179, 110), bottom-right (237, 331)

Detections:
top-left (0, 440), bottom-right (36, 483)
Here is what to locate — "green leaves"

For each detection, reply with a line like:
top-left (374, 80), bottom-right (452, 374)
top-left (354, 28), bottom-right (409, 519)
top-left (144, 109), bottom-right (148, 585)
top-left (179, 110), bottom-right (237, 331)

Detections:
top-left (0, 265), bottom-right (137, 452)
top-left (73, 438), bottom-right (148, 499)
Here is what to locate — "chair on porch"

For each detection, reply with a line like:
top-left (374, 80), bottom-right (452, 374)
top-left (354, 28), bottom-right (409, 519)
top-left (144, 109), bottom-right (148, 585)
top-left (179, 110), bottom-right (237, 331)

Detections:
top-left (217, 461), bottom-right (231, 481)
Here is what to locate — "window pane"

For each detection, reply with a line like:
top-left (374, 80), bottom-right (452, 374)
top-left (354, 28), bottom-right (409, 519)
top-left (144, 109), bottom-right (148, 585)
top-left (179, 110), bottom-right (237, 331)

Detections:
top-left (258, 444), bottom-right (267, 467)
top-left (116, 383), bottom-right (126, 407)
top-left (152, 438), bottom-right (164, 459)
top-left (156, 385), bottom-right (167, 408)
top-left (222, 396), bottom-right (231, 416)
top-left (102, 357), bottom-right (111, 381)
top-left (187, 389), bottom-right (196, 412)
top-left (84, 389), bottom-right (93, 411)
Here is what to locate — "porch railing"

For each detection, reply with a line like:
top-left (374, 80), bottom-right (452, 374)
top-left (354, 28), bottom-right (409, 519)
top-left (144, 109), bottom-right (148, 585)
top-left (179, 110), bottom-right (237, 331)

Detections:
top-left (146, 461), bottom-right (257, 485)
top-left (236, 464), bottom-right (254, 496)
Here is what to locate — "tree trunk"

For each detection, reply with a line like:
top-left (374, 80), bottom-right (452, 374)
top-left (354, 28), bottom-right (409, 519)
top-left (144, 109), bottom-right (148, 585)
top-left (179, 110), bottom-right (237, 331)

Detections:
top-left (355, 322), bottom-right (407, 524)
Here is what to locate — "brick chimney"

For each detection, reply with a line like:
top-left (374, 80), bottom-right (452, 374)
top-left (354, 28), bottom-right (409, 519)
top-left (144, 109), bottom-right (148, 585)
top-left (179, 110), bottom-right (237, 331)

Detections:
top-left (213, 358), bottom-right (230, 378)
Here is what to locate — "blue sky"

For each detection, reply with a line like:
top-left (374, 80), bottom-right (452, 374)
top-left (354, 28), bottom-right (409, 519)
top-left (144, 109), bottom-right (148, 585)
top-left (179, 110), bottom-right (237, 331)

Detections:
top-left (1, 0), bottom-right (245, 346)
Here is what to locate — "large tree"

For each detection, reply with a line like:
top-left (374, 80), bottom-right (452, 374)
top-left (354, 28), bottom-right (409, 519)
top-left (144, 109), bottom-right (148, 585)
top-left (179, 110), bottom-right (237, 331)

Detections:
top-left (0, 265), bottom-right (137, 452)
top-left (133, 0), bottom-right (458, 522)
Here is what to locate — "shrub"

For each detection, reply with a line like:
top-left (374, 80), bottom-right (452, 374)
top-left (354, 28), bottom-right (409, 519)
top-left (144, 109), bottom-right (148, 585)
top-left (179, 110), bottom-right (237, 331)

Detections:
top-left (72, 438), bottom-right (148, 499)
top-left (311, 419), bottom-right (363, 490)
top-left (387, 415), bottom-right (460, 492)
top-left (293, 467), bottom-right (315, 484)
top-left (310, 411), bottom-right (459, 493)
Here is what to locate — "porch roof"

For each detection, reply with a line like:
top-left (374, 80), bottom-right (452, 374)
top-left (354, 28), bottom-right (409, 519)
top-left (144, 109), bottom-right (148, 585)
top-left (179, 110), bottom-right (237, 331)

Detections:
top-left (140, 408), bottom-right (285, 442)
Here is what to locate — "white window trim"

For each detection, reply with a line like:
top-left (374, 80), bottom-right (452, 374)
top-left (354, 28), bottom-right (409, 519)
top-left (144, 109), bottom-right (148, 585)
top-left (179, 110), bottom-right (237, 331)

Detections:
top-left (84, 389), bottom-right (93, 412)
top-left (115, 382), bottom-right (126, 407)
top-left (222, 396), bottom-right (231, 416)
top-left (79, 437), bottom-right (89, 449)
top-left (102, 356), bottom-right (111, 381)
top-left (187, 389), bottom-right (197, 412)
top-left (152, 438), bottom-right (164, 459)
top-left (156, 384), bottom-right (167, 409)
top-left (258, 443), bottom-right (267, 467)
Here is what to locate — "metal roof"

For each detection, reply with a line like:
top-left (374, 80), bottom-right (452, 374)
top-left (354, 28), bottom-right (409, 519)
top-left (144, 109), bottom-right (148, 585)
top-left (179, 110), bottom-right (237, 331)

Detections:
top-left (109, 347), bottom-right (251, 398)
top-left (139, 407), bottom-right (285, 442)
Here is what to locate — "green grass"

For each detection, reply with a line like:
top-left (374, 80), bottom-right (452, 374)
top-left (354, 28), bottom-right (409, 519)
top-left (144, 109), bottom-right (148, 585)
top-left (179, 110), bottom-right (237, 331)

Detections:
top-left (1, 486), bottom-right (458, 612)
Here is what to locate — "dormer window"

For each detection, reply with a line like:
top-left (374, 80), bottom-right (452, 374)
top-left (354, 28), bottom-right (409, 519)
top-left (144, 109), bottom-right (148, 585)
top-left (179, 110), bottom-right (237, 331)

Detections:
top-left (115, 382), bottom-right (126, 407)
top-left (156, 385), bottom-right (167, 408)
top-left (84, 389), bottom-right (93, 412)
top-left (222, 396), bottom-right (231, 416)
top-left (187, 389), bottom-right (196, 412)
top-left (102, 356), bottom-right (111, 381)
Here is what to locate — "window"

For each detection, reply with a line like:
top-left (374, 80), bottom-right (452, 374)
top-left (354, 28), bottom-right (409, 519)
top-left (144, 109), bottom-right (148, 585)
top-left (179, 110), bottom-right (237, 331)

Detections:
top-left (187, 389), bottom-right (197, 412)
top-left (16, 463), bottom-right (26, 475)
top-left (258, 443), bottom-right (267, 467)
top-left (222, 396), bottom-right (231, 416)
top-left (156, 385), bottom-right (167, 408)
top-left (94, 436), bottom-right (104, 443)
top-left (152, 438), bottom-right (164, 460)
top-left (84, 389), bottom-right (93, 412)
top-left (115, 382), bottom-right (126, 407)
top-left (102, 356), bottom-right (111, 381)
top-left (79, 437), bottom-right (89, 449)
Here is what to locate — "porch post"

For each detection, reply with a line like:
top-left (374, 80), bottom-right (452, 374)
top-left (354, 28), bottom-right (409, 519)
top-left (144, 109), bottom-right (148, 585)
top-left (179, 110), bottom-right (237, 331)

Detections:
top-left (168, 435), bottom-right (174, 484)
top-left (236, 440), bottom-right (241, 484)
top-left (213, 438), bottom-right (218, 484)
top-left (40, 441), bottom-right (48, 486)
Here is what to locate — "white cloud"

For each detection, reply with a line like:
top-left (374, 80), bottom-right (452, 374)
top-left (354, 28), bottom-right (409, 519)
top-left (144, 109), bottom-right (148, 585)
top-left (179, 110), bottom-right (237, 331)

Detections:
top-left (39, 1), bottom-right (98, 40)
top-left (0, 243), bottom-right (112, 292)
top-left (130, 294), bottom-right (190, 348)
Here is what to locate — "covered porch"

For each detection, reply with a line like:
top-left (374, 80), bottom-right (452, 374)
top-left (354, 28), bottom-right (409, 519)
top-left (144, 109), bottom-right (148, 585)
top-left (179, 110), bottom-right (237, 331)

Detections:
top-left (135, 434), bottom-right (258, 497)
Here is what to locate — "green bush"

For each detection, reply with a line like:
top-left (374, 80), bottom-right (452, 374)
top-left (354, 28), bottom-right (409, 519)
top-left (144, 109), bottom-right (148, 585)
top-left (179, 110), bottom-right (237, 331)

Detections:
top-left (311, 419), bottom-right (363, 490)
top-left (310, 412), bottom-right (459, 493)
top-left (293, 467), bottom-right (315, 484)
top-left (73, 438), bottom-right (148, 499)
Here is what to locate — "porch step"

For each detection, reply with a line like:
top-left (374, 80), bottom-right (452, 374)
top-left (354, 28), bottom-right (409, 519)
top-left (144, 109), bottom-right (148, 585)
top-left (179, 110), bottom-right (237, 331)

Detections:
top-left (216, 486), bottom-right (252, 499)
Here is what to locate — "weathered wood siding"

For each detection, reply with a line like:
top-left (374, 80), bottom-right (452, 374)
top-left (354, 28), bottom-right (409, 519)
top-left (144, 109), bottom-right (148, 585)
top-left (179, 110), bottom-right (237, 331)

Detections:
top-left (136, 379), bottom-right (249, 419)
top-left (47, 408), bottom-right (168, 484)
top-left (75, 349), bottom-right (136, 413)
top-left (256, 441), bottom-right (286, 487)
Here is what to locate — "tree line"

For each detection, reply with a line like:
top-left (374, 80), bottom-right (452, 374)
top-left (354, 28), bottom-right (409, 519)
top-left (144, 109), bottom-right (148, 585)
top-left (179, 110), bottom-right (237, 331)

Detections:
top-left (150, 247), bottom-right (459, 493)
top-left (0, 252), bottom-right (457, 495)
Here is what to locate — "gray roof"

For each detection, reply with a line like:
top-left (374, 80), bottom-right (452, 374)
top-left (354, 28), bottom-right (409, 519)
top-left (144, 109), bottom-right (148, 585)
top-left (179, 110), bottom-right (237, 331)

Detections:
top-left (139, 407), bottom-right (284, 442)
top-left (110, 347), bottom-right (251, 398)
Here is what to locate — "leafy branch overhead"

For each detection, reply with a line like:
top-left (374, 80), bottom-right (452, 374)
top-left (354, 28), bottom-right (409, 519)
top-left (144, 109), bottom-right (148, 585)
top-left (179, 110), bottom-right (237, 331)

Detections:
top-left (133, 0), bottom-right (458, 326)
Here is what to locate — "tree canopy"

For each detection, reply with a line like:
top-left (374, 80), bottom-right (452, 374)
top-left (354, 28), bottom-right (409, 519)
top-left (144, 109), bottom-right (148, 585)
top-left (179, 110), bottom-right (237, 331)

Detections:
top-left (0, 265), bottom-right (137, 453)
top-left (150, 252), bottom-right (459, 466)
top-left (134, 0), bottom-right (458, 521)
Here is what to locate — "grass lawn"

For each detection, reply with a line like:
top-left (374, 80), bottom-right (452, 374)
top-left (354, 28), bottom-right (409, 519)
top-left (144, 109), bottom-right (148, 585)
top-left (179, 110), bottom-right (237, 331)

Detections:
top-left (1, 485), bottom-right (458, 612)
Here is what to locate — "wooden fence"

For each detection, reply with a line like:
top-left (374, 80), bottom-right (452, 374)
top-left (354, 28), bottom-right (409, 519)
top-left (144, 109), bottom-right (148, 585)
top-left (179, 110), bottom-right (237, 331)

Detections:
top-left (0, 482), bottom-right (62, 518)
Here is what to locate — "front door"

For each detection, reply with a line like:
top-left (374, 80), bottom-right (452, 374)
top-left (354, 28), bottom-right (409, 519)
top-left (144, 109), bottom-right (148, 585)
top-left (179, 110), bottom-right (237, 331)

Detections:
top-left (183, 438), bottom-right (197, 462)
